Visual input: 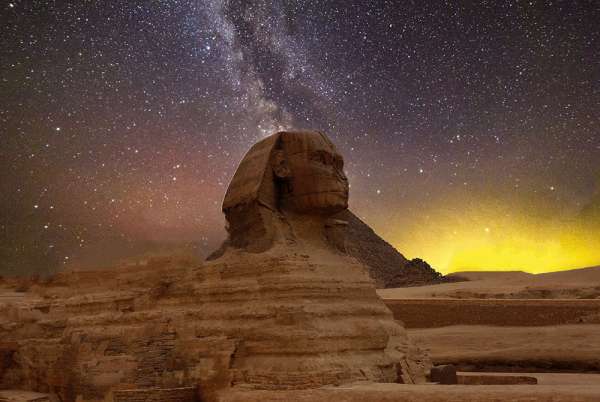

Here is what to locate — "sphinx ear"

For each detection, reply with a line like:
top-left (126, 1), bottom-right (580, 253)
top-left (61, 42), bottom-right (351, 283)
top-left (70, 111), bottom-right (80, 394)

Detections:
top-left (271, 150), bottom-right (291, 179)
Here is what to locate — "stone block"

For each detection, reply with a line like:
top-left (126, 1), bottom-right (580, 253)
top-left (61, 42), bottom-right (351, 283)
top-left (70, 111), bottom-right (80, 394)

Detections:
top-left (430, 364), bottom-right (457, 384)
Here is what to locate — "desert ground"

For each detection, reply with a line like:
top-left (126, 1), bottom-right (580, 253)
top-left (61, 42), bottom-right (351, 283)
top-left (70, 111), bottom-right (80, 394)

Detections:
top-left (378, 267), bottom-right (600, 371)
top-left (1, 264), bottom-right (600, 401)
top-left (378, 265), bottom-right (600, 300)
top-left (373, 266), bottom-right (600, 399)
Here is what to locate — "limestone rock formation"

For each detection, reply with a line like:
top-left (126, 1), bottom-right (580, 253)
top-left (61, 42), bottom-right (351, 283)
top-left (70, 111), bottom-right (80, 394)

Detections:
top-left (0, 131), bottom-right (431, 401)
top-left (201, 131), bottom-right (431, 387)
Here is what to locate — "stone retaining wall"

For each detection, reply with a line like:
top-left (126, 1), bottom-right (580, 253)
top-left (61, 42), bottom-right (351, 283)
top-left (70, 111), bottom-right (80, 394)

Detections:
top-left (112, 387), bottom-right (198, 402)
top-left (457, 374), bottom-right (538, 385)
top-left (382, 299), bottom-right (600, 328)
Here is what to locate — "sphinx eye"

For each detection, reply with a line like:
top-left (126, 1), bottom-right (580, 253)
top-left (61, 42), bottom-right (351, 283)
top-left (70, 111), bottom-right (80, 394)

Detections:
top-left (312, 154), bottom-right (325, 164)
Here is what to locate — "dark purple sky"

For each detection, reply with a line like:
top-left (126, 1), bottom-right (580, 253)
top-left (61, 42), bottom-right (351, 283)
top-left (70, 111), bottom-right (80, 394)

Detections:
top-left (1, 0), bottom-right (598, 276)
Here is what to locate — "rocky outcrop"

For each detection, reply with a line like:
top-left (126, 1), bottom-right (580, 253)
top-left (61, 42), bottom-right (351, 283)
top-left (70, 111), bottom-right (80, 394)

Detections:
top-left (0, 245), bottom-right (432, 401)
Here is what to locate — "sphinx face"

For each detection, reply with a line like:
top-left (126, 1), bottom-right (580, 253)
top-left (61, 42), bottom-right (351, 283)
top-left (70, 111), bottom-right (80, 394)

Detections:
top-left (279, 132), bottom-right (349, 214)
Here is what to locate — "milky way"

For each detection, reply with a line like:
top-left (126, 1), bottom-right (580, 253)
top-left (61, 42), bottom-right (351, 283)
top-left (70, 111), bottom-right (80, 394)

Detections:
top-left (1, 0), bottom-right (598, 276)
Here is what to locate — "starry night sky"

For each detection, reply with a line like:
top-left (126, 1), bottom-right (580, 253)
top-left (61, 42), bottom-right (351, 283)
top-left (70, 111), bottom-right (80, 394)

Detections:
top-left (1, 0), bottom-right (598, 277)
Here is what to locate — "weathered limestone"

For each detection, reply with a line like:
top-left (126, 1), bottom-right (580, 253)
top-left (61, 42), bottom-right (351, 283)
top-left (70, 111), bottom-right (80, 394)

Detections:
top-left (0, 131), bottom-right (431, 401)
top-left (202, 131), bottom-right (431, 387)
top-left (457, 373), bottom-right (538, 385)
top-left (430, 365), bottom-right (458, 385)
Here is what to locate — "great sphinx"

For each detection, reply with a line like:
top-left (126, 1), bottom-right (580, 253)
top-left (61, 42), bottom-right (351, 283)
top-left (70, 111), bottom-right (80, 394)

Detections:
top-left (203, 131), bottom-right (431, 387)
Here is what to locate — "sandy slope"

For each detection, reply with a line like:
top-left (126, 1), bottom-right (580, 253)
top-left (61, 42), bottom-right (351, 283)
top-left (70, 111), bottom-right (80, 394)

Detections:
top-left (448, 266), bottom-right (600, 284)
top-left (378, 265), bottom-right (600, 299)
top-left (446, 271), bottom-right (533, 281)
top-left (408, 324), bottom-right (600, 372)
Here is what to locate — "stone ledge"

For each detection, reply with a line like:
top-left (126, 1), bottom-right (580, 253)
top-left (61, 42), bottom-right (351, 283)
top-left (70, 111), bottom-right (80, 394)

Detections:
top-left (457, 373), bottom-right (538, 385)
top-left (383, 299), bottom-right (600, 328)
top-left (112, 387), bottom-right (198, 402)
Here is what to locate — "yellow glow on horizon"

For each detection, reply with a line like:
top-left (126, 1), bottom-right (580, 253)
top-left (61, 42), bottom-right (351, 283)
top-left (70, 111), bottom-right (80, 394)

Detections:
top-left (393, 230), bottom-right (599, 275)
top-left (385, 195), bottom-right (600, 275)
top-left (447, 235), bottom-right (598, 274)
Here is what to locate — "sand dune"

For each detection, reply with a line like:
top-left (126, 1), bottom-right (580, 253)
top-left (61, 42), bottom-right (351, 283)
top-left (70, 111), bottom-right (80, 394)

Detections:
top-left (378, 265), bottom-right (600, 299)
top-left (446, 271), bottom-right (533, 282)
top-left (526, 265), bottom-right (600, 284)
top-left (449, 265), bottom-right (600, 285)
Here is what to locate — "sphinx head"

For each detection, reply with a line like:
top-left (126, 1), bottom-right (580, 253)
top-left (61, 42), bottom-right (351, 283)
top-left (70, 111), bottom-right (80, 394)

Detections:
top-left (274, 131), bottom-right (348, 214)
top-left (217, 131), bottom-right (349, 254)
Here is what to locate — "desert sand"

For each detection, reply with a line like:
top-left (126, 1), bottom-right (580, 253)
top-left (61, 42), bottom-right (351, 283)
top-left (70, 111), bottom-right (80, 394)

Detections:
top-left (369, 265), bottom-right (600, 400)
top-left (409, 324), bottom-right (600, 372)
top-left (378, 265), bottom-right (600, 299)
top-left (378, 266), bottom-right (600, 371)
